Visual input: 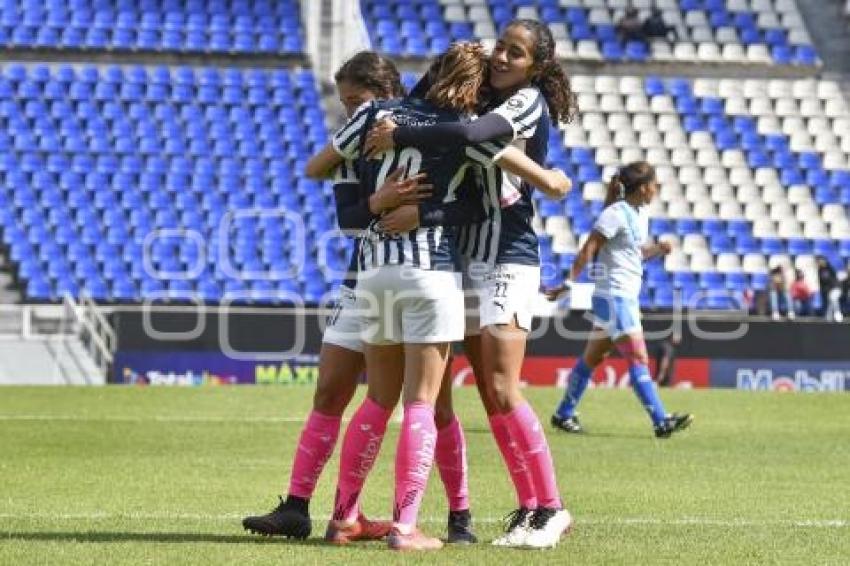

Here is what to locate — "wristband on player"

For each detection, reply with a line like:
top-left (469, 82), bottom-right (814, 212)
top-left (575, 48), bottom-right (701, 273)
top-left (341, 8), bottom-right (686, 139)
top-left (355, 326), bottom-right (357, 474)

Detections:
top-left (556, 278), bottom-right (573, 297)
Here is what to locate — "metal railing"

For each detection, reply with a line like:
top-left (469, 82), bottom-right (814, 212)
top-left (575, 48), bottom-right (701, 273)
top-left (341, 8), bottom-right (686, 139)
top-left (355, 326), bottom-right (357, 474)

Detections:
top-left (61, 294), bottom-right (115, 382)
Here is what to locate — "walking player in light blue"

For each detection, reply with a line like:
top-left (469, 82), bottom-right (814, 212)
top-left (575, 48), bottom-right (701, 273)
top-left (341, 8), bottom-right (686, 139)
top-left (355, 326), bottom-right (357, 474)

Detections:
top-left (545, 161), bottom-right (693, 438)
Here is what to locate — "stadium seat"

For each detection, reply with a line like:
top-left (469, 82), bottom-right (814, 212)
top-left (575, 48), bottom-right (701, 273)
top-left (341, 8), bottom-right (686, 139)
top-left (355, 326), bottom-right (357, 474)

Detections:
top-left (0, 1), bottom-right (305, 53)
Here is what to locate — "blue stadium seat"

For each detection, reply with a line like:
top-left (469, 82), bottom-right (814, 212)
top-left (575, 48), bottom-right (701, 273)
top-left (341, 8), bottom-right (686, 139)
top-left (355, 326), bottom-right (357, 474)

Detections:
top-left (601, 41), bottom-right (623, 61)
top-left (624, 41), bottom-right (648, 61)
top-left (653, 288), bottom-right (675, 310)
top-left (725, 272), bottom-right (748, 291)
top-left (761, 238), bottom-right (785, 255)
top-left (771, 45), bottom-right (793, 64)
top-left (794, 45), bottom-right (817, 66)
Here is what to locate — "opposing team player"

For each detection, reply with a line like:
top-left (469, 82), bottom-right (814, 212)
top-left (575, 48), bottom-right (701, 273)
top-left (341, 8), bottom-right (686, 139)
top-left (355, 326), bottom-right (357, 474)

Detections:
top-left (545, 161), bottom-right (694, 438)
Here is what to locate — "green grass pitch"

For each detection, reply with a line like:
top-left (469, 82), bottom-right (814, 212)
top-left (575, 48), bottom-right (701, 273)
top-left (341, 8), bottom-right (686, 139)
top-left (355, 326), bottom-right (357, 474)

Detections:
top-left (1, 386), bottom-right (848, 565)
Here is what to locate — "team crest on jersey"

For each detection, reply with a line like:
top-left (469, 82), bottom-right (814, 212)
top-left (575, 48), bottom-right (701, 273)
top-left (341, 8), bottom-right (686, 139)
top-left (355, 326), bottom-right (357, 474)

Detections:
top-left (507, 97), bottom-right (524, 109)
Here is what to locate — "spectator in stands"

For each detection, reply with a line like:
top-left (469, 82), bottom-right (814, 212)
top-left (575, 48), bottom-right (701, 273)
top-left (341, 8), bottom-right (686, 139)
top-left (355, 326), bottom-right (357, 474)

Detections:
top-left (789, 269), bottom-right (813, 317)
top-left (642, 8), bottom-right (678, 41)
top-left (839, 267), bottom-right (850, 321)
top-left (653, 332), bottom-right (681, 387)
top-left (816, 255), bottom-right (842, 322)
top-left (616, 8), bottom-right (646, 43)
top-left (768, 265), bottom-right (794, 321)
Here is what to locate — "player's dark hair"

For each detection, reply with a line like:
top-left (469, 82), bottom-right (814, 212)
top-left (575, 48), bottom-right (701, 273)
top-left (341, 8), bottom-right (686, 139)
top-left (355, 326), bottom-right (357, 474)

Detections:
top-left (334, 51), bottom-right (406, 99)
top-left (505, 19), bottom-right (578, 124)
top-left (608, 161), bottom-right (656, 200)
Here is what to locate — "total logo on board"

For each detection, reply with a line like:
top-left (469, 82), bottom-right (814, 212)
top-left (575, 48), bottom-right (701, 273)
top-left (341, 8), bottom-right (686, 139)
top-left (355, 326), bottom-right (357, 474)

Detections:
top-left (123, 367), bottom-right (238, 386)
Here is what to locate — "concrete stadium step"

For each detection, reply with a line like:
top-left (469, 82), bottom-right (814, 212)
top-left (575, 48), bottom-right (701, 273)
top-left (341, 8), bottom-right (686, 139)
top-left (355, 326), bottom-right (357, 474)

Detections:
top-left (796, 0), bottom-right (850, 74)
top-left (0, 338), bottom-right (104, 385)
top-left (0, 253), bottom-right (23, 304)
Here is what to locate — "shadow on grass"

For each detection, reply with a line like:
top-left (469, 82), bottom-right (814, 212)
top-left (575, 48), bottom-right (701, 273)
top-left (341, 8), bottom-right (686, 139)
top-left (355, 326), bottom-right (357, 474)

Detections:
top-left (1, 531), bottom-right (334, 546)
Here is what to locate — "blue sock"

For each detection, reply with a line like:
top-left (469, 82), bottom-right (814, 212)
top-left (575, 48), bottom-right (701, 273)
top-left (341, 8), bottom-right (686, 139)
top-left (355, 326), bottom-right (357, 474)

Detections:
top-left (555, 358), bottom-right (592, 418)
top-left (629, 363), bottom-right (667, 426)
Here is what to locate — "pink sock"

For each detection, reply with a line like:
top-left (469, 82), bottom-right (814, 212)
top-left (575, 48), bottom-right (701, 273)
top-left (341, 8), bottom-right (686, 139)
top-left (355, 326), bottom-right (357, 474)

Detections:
top-left (332, 397), bottom-right (391, 522)
top-left (503, 403), bottom-right (562, 509)
top-left (393, 402), bottom-right (438, 531)
top-left (287, 410), bottom-right (342, 499)
top-left (435, 416), bottom-right (469, 512)
top-left (488, 414), bottom-right (538, 509)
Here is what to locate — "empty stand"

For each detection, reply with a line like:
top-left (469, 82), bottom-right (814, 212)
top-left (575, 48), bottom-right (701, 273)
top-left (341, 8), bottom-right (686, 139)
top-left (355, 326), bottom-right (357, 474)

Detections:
top-left (360, 0), bottom-right (818, 66)
top-left (537, 74), bottom-right (849, 309)
top-left (0, 64), bottom-right (345, 304)
top-left (0, 0), bottom-right (304, 54)
top-left (3, 64), bottom-right (846, 309)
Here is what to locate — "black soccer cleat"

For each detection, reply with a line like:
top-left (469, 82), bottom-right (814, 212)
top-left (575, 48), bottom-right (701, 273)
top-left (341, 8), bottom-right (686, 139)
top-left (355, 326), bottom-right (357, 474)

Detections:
top-left (654, 413), bottom-right (694, 438)
top-left (242, 495), bottom-right (312, 539)
top-left (551, 414), bottom-right (583, 434)
top-left (446, 509), bottom-right (478, 544)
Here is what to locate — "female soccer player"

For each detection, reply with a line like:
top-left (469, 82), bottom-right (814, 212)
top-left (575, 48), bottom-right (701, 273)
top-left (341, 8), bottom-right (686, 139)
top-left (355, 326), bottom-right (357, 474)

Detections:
top-left (545, 161), bottom-right (694, 438)
top-left (364, 20), bottom-right (578, 548)
top-left (315, 42), bottom-right (571, 551)
top-left (242, 52), bottom-right (477, 545)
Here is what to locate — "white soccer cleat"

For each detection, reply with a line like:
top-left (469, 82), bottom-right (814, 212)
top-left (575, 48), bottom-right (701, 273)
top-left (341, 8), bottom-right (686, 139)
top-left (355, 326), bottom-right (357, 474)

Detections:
top-left (523, 507), bottom-right (572, 549)
top-left (491, 507), bottom-right (533, 547)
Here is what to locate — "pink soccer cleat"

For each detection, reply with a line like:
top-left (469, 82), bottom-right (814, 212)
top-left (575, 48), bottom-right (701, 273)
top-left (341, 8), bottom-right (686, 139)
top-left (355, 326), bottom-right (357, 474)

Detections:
top-left (387, 526), bottom-right (444, 551)
top-left (324, 513), bottom-right (393, 544)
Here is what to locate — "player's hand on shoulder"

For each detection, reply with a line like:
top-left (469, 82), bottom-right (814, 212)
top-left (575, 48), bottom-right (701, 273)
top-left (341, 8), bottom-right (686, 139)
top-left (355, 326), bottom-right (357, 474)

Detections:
top-left (365, 118), bottom-right (398, 159)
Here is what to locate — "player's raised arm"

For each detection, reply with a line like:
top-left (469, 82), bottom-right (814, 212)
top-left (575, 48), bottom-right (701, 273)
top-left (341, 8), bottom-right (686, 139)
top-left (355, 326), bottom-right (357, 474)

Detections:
top-left (365, 113), bottom-right (515, 157)
top-left (305, 142), bottom-right (343, 179)
top-left (307, 102), bottom-right (375, 179)
top-left (494, 145), bottom-right (572, 199)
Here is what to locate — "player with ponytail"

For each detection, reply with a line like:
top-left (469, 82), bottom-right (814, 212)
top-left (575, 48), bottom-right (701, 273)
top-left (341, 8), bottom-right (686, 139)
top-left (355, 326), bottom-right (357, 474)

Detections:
top-left (546, 162), bottom-right (693, 439)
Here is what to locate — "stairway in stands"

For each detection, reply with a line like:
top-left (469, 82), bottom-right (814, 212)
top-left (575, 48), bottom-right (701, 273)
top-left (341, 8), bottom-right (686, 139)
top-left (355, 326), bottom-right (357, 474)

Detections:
top-left (796, 0), bottom-right (850, 74)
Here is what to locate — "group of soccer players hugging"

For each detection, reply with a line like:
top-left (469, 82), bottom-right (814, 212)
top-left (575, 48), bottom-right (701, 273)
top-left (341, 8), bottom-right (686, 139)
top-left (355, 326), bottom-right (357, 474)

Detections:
top-left (243, 18), bottom-right (693, 551)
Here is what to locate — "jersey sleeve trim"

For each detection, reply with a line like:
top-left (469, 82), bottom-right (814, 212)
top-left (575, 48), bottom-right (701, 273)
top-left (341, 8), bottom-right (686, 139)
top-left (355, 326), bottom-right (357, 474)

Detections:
top-left (331, 103), bottom-right (373, 159)
top-left (491, 87), bottom-right (543, 140)
top-left (464, 139), bottom-right (508, 167)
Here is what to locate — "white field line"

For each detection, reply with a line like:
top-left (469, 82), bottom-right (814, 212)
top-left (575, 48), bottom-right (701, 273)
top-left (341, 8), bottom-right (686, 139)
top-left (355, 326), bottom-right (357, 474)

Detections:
top-left (0, 513), bottom-right (846, 529)
top-left (0, 415), bottom-right (313, 424)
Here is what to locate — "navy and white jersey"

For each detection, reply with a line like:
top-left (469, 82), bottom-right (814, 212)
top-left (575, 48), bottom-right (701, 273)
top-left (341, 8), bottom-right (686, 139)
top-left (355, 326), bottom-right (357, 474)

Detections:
top-left (458, 86), bottom-right (547, 267)
top-left (592, 200), bottom-right (649, 300)
top-left (332, 97), bottom-right (503, 272)
top-left (331, 158), bottom-right (362, 289)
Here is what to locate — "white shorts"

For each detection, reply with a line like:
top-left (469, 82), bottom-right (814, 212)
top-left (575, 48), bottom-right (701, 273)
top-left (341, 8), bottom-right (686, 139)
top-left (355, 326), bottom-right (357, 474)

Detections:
top-left (321, 285), bottom-right (366, 353)
top-left (356, 265), bottom-right (464, 345)
top-left (461, 261), bottom-right (485, 336)
top-left (465, 262), bottom-right (540, 332)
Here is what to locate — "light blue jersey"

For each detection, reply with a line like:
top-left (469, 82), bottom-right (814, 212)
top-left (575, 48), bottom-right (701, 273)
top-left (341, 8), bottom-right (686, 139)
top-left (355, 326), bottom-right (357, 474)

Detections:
top-left (591, 200), bottom-right (648, 300)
